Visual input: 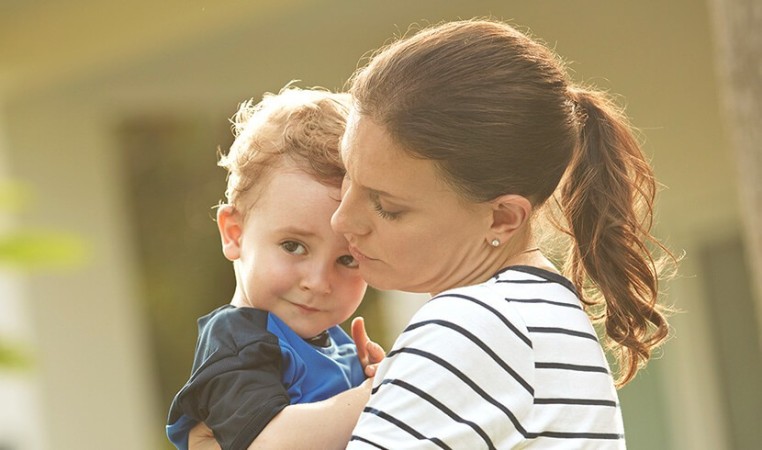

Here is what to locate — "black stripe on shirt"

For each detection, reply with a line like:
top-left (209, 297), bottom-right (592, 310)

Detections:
top-left (504, 297), bottom-right (583, 311)
top-left (362, 407), bottom-right (452, 450)
top-left (431, 293), bottom-right (532, 347)
top-left (376, 378), bottom-right (497, 450)
top-left (348, 435), bottom-right (388, 449)
top-left (496, 279), bottom-right (554, 284)
top-left (496, 265), bottom-right (578, 295)
top-left (534, 397), bottom-right (619, 407)
top-left (384, 347), bottom-right (533, 433)
top-left (535, 362), bottom-right (610, 374)
top-left (530, 430), bottom-right (625, 440)
top-left (404, 319), bottom-right (534, 394)
top-left (526, 327), bottom-right (599, 342)
top-left (379, 348), bottom-right (622, 441)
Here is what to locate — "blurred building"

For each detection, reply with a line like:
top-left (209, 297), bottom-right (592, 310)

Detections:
top-left (0, 1), bottom-right (759, 449)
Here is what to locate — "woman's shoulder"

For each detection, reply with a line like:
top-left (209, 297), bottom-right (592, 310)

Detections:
top-left (411, 266), bottom-right (584, 347)
top-left (492, 265), bottom-right (578, 293)
top-left (405, 279), bottom-right (534, 353)
top-left (424, 266), bottom-right (576, 317)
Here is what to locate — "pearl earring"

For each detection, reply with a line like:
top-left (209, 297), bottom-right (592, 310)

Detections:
top-left (491, 239), bottom-right (500, 247)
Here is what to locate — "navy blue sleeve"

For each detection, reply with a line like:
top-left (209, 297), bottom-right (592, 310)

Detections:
top-left (167, 306), bottom-right (290, 450)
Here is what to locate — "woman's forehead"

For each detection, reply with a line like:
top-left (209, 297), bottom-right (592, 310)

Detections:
top-left (341, 114), bottom-right (453, 201)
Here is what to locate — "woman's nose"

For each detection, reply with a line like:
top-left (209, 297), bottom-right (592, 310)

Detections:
top-left (331, 183), bottom-right (366, 237)
top-left (330, 198), bottom-right (351, 235)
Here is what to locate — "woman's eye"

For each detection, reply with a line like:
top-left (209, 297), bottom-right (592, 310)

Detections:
top-left (281, 241), bottom-right (307, 255)
top-left (372, 198), bottom-right (401, 220)
top-left (337, 254), bottom-right (359, 268)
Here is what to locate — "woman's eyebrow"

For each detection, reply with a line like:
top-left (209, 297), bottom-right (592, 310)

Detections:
top-left (344, 172), bottom-right (399, 200)
top-left (365, 181), bottom-right (414, 202)
top-left (368, 187), bottom-right (400, 200)
top-left (343, 156), bottom-right (410, 202)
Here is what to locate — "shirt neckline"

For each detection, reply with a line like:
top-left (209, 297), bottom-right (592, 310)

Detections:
top-left (493, 265), bottom-right (579, 296)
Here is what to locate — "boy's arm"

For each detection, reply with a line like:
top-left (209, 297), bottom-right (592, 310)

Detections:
top-left (188, 378), bottom-right (372, 450)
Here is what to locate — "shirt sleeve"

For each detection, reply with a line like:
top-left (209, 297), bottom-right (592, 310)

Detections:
top-left (168, 307), bottom-right (290, 450)
top-left (348, 286), bottom-right (536, 449)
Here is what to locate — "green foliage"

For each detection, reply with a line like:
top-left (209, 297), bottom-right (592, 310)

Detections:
top-left (0, 230), bottom-right (86, 268)
top-left (0, 181), bottom-right (87, 369)
top-left (0, 341), bottom-right (31, 370)
top-left (0, 181), bottom-right (87, 268)
top-left (0, 180), bottom-right (28, 211)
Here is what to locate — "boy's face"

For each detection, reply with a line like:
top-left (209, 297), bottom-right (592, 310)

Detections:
top-left (218, 166), bottom-right (367, 339)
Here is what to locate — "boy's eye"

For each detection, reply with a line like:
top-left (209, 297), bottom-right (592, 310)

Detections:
top-left (281, 241), bottom-right (307, 255)
top-left (337, 254), bottom-right (359, 268)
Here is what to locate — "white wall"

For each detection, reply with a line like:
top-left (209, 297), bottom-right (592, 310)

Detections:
top-left (2, 95), bottom-right (161, 449)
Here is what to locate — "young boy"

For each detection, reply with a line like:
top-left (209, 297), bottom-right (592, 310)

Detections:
top-left (166, 86), bottom-right (380, 450)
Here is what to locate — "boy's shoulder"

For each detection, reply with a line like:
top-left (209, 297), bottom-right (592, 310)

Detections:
top-left (196, 305), bottom-right (279, 356)
top-left (199, 304), bottom-right (269, 329)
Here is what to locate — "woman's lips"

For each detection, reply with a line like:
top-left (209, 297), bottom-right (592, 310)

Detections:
top-left (348, 244), bottom-right (376, 262)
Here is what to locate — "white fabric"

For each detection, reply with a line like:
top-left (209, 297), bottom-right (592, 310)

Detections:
top-left (348, 267), bottom-right (625, 449)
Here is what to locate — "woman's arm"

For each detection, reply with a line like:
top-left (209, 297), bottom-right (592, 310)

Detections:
top-left (188, 422), bottom-right (220, 450)
top-left (188, 379), bottom-right (372, 450)
top-left (248, 378), bottom-right (372, 449)
top-left (247, 318), bottom-right (382, 448)
top-left (189, 317), bottom-right (383, 450)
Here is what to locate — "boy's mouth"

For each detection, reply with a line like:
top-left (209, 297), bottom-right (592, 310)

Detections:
top-left (289, 300), bottom-right (320, 313)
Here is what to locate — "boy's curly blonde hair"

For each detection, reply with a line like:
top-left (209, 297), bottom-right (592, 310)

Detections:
top-left (218, 85), bottom-right (351, 210)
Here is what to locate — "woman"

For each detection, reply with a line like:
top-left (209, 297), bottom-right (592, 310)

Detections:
top-left (332, 19), bottom-right (674, 449)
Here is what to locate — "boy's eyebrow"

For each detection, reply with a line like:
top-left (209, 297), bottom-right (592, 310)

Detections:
top-left (278, 226), bottom-right (317, 238)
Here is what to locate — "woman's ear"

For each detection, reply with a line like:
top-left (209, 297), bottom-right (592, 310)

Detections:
top-left (217, 205), bottom-right (243, 261)
top-left (487, 194), bottom-right (532, 243)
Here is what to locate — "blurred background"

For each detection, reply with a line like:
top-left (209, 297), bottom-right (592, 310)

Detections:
top-left (1, 0), bottom-right (760, 449)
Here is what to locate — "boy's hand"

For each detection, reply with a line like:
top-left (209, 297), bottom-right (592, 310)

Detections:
top-left (351, 317), bottom-right (385, 378)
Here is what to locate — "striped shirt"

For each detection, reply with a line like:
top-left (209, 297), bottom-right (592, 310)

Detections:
top-left (348, 266), bottom-right (625, 449)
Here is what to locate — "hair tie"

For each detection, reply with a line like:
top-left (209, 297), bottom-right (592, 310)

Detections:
top-left (567, 94), bottom-right (588, 128)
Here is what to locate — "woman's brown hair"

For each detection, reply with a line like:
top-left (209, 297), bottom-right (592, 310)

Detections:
top-left (349, 19), bottom-right (674, 386)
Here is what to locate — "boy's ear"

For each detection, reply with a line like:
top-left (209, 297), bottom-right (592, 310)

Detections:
top-left (487, 194), bottom-right (532, 244)
top-left (217, 205), bottom-right (244, 261)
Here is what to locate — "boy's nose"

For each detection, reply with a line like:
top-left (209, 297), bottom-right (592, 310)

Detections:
top-left (300, 262), bottom-right (332, 294)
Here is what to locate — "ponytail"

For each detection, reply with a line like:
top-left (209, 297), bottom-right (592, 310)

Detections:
top-left (559, 87), bottom-right (674, 387)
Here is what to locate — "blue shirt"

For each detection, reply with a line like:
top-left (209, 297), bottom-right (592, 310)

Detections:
top-left (167, 305), bottom-right (364, 450)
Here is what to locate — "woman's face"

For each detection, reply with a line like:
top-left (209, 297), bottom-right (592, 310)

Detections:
top-left (331, 111), bottom-right (494, 294)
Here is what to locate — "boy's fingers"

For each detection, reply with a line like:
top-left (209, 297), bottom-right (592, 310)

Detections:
top-left (351, 317), bottom-right (370, 365)
top-left (367, 341), bottom-right (386, 364)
